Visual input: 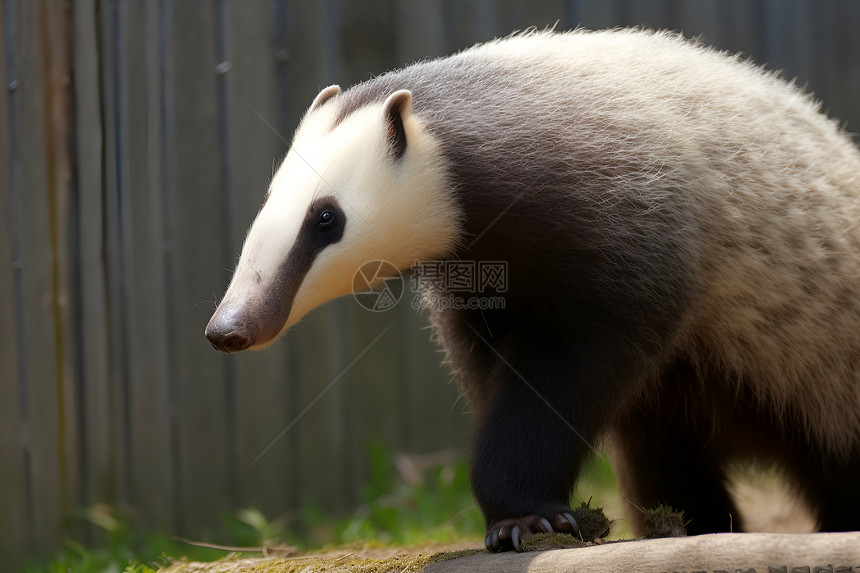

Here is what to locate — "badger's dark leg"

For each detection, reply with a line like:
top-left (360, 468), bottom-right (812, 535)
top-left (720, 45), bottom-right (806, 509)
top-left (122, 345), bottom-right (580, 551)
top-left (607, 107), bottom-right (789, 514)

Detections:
top-left (805, 454), bottom-right (860, 531)
top-left (467, 331), bottom-right (620, 552)
top-left (613, 413), bottom-right (740, 535)
top-left (781, 424), bottom-right (860, 531)
top-left (612, 362), bottom-right (740, 535)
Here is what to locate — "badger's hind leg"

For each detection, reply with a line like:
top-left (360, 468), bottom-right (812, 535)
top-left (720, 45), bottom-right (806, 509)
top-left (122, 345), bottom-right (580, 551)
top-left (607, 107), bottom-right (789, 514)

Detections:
top-left (779, 421), bottom-right (860, 532)
top-left (612, 361), bottom-right (741, 535)
top-left (612, 414), bottom-right (740, 535)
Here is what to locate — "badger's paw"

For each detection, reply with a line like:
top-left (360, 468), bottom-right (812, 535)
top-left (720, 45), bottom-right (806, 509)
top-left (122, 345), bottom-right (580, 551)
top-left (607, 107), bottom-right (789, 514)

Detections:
top-left (484, 510), bottom-right (581, 552)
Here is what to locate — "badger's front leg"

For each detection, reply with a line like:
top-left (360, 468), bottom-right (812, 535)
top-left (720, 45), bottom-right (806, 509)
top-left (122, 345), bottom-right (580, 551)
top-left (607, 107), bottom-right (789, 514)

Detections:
top-left (467, 335), bottom-right (607, 552)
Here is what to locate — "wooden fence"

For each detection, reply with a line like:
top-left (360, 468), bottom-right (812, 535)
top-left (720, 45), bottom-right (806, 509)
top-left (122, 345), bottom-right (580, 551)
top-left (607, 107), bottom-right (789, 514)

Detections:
top-left (2, 0), bottom-right (859, 567)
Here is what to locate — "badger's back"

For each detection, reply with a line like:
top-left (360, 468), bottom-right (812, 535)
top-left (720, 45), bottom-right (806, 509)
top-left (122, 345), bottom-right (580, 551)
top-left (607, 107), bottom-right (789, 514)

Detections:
top-left (337, 29), bottom-right (860, 450)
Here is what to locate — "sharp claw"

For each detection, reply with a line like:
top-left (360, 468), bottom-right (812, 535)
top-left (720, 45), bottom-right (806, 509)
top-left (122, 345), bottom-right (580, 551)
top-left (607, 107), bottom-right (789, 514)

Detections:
top-left (512, 525), bottom-right (522, 552)
top-left (491, 528), bottom-right (500, 551)
top-left (563, 512), bottom-right (583, 541)
top-left (539, 517), bottom-right (553, 533)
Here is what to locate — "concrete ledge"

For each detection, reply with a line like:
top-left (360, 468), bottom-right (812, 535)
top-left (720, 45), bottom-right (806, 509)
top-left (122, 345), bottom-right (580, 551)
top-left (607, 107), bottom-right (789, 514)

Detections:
top-left (425, 533), bottom-right (860, 573)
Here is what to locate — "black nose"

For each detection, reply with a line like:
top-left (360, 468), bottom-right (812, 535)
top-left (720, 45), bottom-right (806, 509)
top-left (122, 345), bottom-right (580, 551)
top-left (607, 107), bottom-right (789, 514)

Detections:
top-left (206, 329), bottom-right (254, 353)
top-left (205, 315), bottom-right (255, 353)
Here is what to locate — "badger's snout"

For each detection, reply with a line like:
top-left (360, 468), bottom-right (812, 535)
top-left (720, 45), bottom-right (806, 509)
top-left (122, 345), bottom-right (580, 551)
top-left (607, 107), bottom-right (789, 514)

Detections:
top-left (205, 309), bottom-right (257, 353)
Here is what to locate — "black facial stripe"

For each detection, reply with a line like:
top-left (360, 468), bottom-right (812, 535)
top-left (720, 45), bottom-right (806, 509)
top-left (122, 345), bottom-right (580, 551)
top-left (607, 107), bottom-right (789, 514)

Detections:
top-left (301, 196), bottom-right (346, 250)
top-left (252, 197), bottom-right (347, 343)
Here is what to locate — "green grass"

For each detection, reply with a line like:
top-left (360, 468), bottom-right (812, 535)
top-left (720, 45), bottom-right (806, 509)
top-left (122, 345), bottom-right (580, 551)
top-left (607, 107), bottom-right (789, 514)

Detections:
top-left (20, 447), bottom-right (621, 573)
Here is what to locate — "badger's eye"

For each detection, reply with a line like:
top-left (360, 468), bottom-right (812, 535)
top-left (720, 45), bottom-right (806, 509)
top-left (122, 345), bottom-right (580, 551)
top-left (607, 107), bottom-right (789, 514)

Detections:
top-left (319, 210), bottom-right (334, 227)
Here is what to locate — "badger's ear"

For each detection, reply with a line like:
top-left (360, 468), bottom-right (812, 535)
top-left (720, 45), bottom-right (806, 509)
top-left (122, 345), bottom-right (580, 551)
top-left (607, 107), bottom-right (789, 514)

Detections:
top-left (383, 90), bottom-right (412, 160)
top-left (310, 85), bottom-right (341, 112)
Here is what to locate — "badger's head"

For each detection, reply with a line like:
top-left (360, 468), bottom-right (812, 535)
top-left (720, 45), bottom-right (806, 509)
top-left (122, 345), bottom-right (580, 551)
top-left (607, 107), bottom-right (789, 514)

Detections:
top-left (205, 85), bottom-right (460, 352)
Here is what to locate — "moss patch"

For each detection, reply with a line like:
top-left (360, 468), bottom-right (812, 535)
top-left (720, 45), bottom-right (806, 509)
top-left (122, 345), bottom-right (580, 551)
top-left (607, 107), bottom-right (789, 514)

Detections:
top-left (642, 504), bottom-right (688, 539)
top-left (519, 532), bottom-right (587, 551)
top-left (572, 499), bottom-right (612, 542)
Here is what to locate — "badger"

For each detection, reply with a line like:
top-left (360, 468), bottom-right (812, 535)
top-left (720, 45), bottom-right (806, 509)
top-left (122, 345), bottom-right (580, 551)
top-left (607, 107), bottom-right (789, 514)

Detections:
top-left (206, 29), bottom-right (860, 551)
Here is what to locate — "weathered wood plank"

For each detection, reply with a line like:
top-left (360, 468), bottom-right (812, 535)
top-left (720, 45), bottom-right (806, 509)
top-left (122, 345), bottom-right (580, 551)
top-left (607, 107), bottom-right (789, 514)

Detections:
top-left (44, 0), bottom-right (80, 540)
top-left (71, 0), bottom-right (116, 517)
top-left (715, 0), bottom-right (759, 57)
top-left (122, 0), bottom-right (175, 529)
top-left (760, 0), bottom-right (816, 85)
top-left (98, 0), bottom-right (133, 509)
top-left (675, 0), bottom-right (723, 45)
top-left (0, 2), bottom-right (29, 566)
top-left (229, 0), bottom-right (295, 516)
top-left (822, 0), bottom-right (860, 139)
top-left (618, 0), bottom-right (677, 30)
top-left (396, 0), bottom-right (448, 63)
top-left (10, 0), bottom-right (64, 556)
top-left (577, 0), bottom-right (622, 29)
top-left (169, 0), bottom-right (232, 533)
top-left (401, 302), bottom-right (472, 457)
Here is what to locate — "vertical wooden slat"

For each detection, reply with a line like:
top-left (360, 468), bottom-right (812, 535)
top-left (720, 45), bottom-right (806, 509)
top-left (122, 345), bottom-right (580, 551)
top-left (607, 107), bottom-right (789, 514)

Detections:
top-left (343, 304), bottom-right (403, 502)
top-left (617, 0), bottom-right (677, 29)
top-left (675, 0), bottom-right (723, 44)
top-left (169, 0), bottom-right (232, 533)
top-left (43, 0), bottom-right (74, 521)
top-left (822, 0), bottom-right (860, 139)
top-left (718, 0), bottom-right (759, 57)
top-left (229, 0), bottom-right (296, 517)
top-left (338, 0), bottom-right (397, 86)
top-left (72, 0), bottom-right (115, 516)
top-left (577, 0), bottom-right (622, 29)
top-left (43, 0), bottom-right (79, 536)
top-left (119, 0), bottom-right (176, 529)
top-left (444, 0), bottom-right (496, 50)
top-left (0, 2), bottom-right (29, 566)
top-left (396, 1), bottom-right (448, 63)
top-left (401, 301), bottom-right (473, 456)
top-left (99, 0), bottom-right (133, 508)
top-left (213, 0), bottom-right (240, 509)
top-left (9, 0), bottom-right (64, 557)
top-left (155, 0), bottom-right (185, 533)
top-left (759, 0), bottom-right (815, 88)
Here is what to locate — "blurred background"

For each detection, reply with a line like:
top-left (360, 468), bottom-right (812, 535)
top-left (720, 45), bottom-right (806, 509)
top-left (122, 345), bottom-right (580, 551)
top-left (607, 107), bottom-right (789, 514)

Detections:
top-left (2, 0), bottom-right (859, 569)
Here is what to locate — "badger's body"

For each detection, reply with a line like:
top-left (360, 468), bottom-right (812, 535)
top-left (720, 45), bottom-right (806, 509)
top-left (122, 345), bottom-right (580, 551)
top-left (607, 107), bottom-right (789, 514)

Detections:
top-left (206, 29), bottom-right (860, 550)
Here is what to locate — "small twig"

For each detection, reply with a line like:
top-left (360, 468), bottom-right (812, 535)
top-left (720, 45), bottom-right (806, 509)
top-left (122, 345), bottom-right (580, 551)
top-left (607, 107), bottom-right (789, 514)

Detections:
top-left (625, 498), bottom-right (645, 513)
top-left (174, 537), bottom-right (263, 553)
